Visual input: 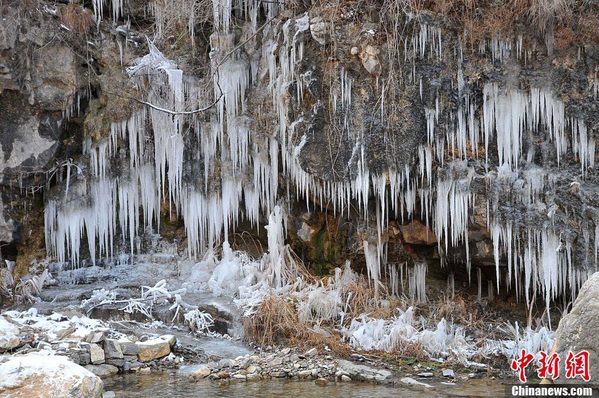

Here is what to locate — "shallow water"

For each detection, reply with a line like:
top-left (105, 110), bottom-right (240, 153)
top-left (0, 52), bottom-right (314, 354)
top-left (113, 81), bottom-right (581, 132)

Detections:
top-left (103, 372), bottom-right (507, 398)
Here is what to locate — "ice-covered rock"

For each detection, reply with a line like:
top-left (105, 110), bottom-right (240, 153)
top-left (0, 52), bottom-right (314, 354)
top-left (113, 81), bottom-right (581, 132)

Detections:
top-left (0, 352), bottom-right (104, 397)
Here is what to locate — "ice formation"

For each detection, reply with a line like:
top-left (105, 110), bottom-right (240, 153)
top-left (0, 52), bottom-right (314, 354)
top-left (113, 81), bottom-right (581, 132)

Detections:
top-left (343, 307), bottom-right (475, 361)
top-left (44, 2), bottom-right (598, 315)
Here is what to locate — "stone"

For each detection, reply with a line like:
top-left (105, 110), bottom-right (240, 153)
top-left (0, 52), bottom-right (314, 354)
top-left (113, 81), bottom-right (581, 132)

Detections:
top-left (217, 371), bottom-right (230, 379)
top-left (120, 340), bottom-right (140, 356)
top-left (399, 220), bottom-right (437, 245)
top-left (341, 375), bottom-right (351, 382)
top-left (159, 335), bottom-right (177, 347)
top-left (191, 367), bottom-right (211, 380)
top-left (232, 374), bottom-right (247, 380)
top-left (315, 378), bottom-right (328, 386)
top-left (136, 339), bottom-right (170, 362)
top-left (246, 365), bottom-right (259, 374)
top-left (298, 370), bottom-right (312, 379)
top-left (304, 348), bottom-right (318, 357)
top-left (552, 272), bottom-right (599, 383)
top-left (88, 343), bottom-right (105, 365)
top-left (417, 372), bottom-right (433, 377)
top-left (309, 17), bottom-right (328, 45)
top-left (85, 364), bottom-right (119, 378)
top-left (103, 339), bottom-right (123, 359)
top-left (0, 353), bottom-right (103, 397)
top-left (297, 222), bottom-right (316, 242)
top-left (106, 358), bottom-right (125, 368)
top-left (442, 369), bottom-right (455, 378)
top-left (336, 359), bottom-right (392, 382)
top-left (400, 377), bottom-right (433, 388)
top-left (246, 373), bottom-right (261, 381)
top-left (271, 357), bottom-right (283, 366)
top-left (0, 316), bottom-right (21, 352)
top-left (358, 45), bottom-right (381, 75)
top-left (103, 392), bottom-right (116, 398)
top-left (86, 332), bottom-right (105, 344)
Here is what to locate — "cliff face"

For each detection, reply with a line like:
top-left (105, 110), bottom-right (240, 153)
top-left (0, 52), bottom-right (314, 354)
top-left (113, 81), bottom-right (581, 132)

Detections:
top-left (2, 0), bottom-right (599, 309)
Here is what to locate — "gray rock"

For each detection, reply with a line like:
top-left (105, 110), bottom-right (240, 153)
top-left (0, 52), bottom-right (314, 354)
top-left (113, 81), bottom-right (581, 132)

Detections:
top-left (336, 359), bottom-right (392, 382)
top-left (417, 372), bottom-right (433, 377)
top-left (552, 272), bottom-right (599, 383)
top-left (85, 332), bottom-right (105, 344)
top-left (442, 369), bottom-right (455, 378)
top-left (85, 364), bottom-right (119, 378)
top-left (106, 358), bottom-right (125, 368)
top-left (120, 341), bottom-right (140, 356)
top-left (104, 339), bottom-right (123, 359)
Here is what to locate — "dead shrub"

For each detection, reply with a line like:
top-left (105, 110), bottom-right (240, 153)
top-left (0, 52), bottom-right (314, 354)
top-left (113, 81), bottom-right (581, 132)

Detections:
top-left (243, 295), bottom-right (352, 356)
top-left (243, 296), bottom-right (302, 347)
top-left (61, 4), bottom-right (94, 34)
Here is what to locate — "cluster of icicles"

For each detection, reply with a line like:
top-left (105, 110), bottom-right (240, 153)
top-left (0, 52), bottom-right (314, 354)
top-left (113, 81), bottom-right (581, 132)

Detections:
top-left (45, 0), bottom-right (597, 313)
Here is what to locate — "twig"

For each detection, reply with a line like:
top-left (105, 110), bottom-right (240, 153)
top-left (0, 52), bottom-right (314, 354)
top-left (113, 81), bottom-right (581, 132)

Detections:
top-left (127, 91), bottom-right (223, 115)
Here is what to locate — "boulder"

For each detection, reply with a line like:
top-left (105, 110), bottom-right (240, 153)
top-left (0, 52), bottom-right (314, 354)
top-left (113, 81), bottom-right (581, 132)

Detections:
top-left (0, 352), bottom-right (104, 397)
top-left (551, 272), bottom-right (599, 383)
top-left (0, 316), bottom-right (21, 352)
top-left (136, 338), bottom-right (170, 362)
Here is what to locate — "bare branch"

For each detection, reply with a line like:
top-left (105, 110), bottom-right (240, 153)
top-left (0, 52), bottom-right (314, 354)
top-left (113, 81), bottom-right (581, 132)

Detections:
top-left (127, 91), bottom-right (223, 115)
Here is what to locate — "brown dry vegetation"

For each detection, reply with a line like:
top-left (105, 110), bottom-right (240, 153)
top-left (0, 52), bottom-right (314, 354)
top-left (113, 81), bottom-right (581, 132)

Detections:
top-left (61, 4), bottom-right (94, 34)
top-left (380, 0), bottom-right (598, 49)
top-left (243, 296), bottom-right (351, 356)
top-left (243, 274), bottom-right (498, 360)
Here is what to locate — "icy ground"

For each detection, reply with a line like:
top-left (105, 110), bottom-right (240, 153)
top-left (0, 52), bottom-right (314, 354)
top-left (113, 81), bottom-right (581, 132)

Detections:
top-left (17, 237), bottom-right (555, 369)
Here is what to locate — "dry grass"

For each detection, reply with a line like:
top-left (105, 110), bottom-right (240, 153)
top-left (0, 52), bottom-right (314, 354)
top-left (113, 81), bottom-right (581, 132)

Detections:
top-left (243, 296), bottom-right (351, 356)
top-left (61, 4), bottom-right (94, 34)
top-left (382, 0), bottom-right (594, 46)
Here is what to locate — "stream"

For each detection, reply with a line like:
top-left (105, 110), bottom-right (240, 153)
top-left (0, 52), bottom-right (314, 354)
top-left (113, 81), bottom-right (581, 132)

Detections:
top-left (103, 372), bottom-right (507, 397)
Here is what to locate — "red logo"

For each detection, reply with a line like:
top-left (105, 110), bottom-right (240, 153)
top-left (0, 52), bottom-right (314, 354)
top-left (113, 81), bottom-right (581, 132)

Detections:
top-left (565, 351), bottom-right (590, 382)
top-left (512, 349), bottom-right (591, 383)
top-left (511, 349), bottom-right (535, 383)
top-left (537, 351), bottom-right (560, 380)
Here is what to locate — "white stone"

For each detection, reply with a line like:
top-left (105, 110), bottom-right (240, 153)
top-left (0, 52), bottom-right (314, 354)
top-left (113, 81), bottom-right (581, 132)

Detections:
top-left (0, 352), bottom-right (103, 397)
top-left (0, 316), bottom-right (20, 352)
top-left (89, 343), bottom-right (105, 364)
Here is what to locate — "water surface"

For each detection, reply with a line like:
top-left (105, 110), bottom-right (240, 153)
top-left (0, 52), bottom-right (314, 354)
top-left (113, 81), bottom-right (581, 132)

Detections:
top-left (104, 372), bottom-right (506, 397)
